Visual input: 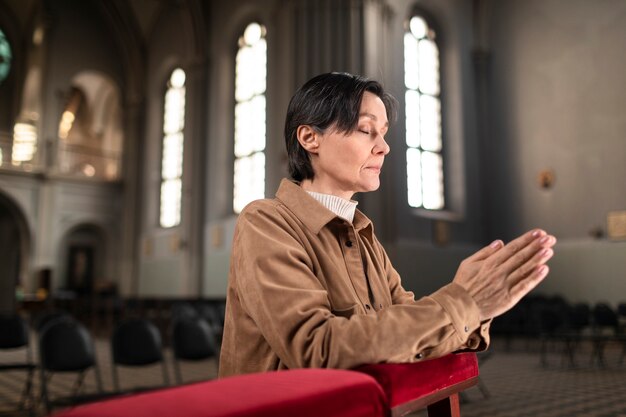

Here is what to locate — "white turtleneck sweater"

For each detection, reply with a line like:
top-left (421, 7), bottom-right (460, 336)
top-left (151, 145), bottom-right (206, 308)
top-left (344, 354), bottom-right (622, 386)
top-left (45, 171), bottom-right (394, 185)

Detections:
top-left (306, 191), bottom-right (358, 223)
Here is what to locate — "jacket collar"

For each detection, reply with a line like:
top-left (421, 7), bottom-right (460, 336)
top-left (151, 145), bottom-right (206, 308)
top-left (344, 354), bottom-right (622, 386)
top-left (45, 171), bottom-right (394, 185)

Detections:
top-left (275, 179), bottom-right (372, 235)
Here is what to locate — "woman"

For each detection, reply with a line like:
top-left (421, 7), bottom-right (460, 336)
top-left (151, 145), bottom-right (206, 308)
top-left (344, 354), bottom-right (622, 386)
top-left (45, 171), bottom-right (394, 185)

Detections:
top-left (219, 72), bottom-right (556, 377)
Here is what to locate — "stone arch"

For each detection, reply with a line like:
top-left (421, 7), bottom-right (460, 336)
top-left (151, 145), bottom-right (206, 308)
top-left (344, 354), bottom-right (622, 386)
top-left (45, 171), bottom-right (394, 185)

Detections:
top-left (0, 189), bottom-right (31, 313)
top-left (56, 71), bottom-right (123, 180)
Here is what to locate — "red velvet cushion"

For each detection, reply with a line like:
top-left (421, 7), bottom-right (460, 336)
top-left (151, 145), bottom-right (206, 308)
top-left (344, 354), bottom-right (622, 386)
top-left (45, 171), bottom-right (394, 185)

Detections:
top-left (356, 353), bottom-right (478, 409)
top-left (52, 369), bottom-right (387, 417)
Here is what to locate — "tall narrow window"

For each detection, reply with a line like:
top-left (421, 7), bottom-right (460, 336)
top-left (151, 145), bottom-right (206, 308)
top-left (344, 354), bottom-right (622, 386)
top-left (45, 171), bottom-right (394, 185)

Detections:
top-left (233, 22), bottom-right (267, 213)
top-left (404, 15), bottom-right (444, 210)
top-left (160, 68), bottom-right (186, 228)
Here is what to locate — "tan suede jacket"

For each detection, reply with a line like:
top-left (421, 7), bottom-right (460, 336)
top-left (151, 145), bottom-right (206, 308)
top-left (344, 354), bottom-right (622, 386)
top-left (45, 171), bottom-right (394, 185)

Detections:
top-left (219, 179), bottom-right (489, 377)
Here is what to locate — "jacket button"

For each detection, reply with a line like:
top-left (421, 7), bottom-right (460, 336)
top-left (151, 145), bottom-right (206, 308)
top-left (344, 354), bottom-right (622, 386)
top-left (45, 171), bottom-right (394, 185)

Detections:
top-left (365, 304), bottom-right (371, 310)
top-left (346, 240), bottom-right (353, 247)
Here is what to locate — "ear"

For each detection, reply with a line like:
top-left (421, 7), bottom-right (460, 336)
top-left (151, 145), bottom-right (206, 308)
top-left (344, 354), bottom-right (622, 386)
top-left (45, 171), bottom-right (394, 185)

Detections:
top-left (296, 125), bottom-right (321, 154)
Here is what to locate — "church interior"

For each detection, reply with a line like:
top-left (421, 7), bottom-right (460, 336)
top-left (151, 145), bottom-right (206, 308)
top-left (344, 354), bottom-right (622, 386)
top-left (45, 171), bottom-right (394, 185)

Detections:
top-left (1, 0), bottom-right (626, 416)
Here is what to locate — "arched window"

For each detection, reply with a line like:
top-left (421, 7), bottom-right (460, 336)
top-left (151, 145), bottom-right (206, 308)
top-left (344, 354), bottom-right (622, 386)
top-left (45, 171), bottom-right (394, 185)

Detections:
top-left (233, 22), bottom-right (267, 213)
top-left (160, 68), bottom-right (186, 228)
top-left (404, 15), bottom-right (444, 210)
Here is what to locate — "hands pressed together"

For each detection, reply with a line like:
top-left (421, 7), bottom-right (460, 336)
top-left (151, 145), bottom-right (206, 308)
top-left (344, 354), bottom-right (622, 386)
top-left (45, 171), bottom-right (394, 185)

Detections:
top-left (453, 229), bottom-right (557, 321)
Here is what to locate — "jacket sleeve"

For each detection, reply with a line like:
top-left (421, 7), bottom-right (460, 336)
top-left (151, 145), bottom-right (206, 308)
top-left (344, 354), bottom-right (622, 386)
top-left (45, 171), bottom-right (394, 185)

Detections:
top-left (377, 234), bottom-right (491, 354)
top-left (234, 204), bottom-right (488, 370)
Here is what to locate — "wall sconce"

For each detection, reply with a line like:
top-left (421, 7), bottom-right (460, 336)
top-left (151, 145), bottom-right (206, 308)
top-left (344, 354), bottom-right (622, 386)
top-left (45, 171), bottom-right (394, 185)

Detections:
top-left (537, 169), bottom-right (555, 190)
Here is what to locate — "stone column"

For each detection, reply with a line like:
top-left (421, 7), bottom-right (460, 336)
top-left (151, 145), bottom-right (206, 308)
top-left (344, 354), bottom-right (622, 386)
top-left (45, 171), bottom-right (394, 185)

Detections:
top-left (180, 57), bottom-right (208, 295)
top-left (118, 96), bottom-right (143, 296)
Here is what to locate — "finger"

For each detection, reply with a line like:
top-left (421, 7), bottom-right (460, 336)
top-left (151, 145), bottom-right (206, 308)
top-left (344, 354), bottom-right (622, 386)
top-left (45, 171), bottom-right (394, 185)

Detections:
top-left (499, 234), bottom-right (556, 275)
top-left (488, 229), bottom-right (546, 267)
top-left (509, 264), bottom-right (550, 302)
top-left (508, 246), bottom-right (554, 286)
top-left (466, 239), bottom-right (504, 262)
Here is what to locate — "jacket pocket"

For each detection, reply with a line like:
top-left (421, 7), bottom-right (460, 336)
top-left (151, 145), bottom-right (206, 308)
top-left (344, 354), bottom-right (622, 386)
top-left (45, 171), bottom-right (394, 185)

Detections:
top-left (331, 304), bottom-right (360, 319)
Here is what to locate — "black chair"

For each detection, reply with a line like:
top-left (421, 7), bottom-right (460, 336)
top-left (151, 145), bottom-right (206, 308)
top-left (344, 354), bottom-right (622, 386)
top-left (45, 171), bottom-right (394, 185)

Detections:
top-left (590, 303), bottom-right (619, 366)
top-left (0, 315), bottom-right (36, 415)
top-left (568, 303), bottom-right (591, 332)
top-left (197, 301), bottom-right (225, 347)
top-left (617, 303), bottom-right (626, 317)
top-left (171, 316), bottom-right (218, 384)
top-left (538, 297), bottom-right (569, 367)
top-left (557, 302), bottom-right (592, 367)
top-left (38, 317), bottom-right (109, 414)
top-left (111, 318), bottom-right (169, 392)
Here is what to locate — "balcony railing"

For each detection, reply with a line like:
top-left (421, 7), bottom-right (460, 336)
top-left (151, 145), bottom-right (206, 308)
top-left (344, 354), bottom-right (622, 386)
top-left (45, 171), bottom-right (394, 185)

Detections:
top-left (55, 141), bottom-right (122, 181)
top-left (0, 131), bottom-right (122, 181)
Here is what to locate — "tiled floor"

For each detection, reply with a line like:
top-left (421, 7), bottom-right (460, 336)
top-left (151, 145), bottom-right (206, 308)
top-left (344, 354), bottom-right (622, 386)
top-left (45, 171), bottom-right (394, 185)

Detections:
top-left (406, 337), bottom-right (626, 417)
top-left (1, 337), bottom-right (625, 417)
top-left (0, 334), bottom-right (218, 417)
top-left (437, 341), bottom-right (626, 417)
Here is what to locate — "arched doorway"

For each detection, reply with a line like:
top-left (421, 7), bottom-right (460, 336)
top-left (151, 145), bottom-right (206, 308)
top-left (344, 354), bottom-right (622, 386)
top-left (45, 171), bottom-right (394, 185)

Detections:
top-left (0, 191), bottom-right (30, 315)
top-left (59, 223), bottom-right (106, 295)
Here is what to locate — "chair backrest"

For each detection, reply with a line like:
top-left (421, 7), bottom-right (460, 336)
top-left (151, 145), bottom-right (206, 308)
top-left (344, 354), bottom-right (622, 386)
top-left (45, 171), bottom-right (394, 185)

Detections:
top-left (568, 303), bottom-right (591, 330)
top-left (0, 314), bottom-right (29, 349)
top-left (35, 310), bottom-right (73, 333)
top-left (112, 318), bottom-right (163, 366)
top-left (171, 302), bottom-right (198, 321)
top-left (172, 317), bottom-right (217, 361)
top-left (38, 316), bottom-right (105, 413)
top-left (593, 303), bottom-right (618, 328)
top-left (197, 303), bottom-right (222, 329)
top-left (39, 318), bottom-right (96, 372)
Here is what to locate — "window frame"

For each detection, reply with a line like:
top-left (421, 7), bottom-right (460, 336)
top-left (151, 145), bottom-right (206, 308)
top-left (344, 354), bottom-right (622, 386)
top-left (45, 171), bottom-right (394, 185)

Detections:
top-left (403, 10), bottom-right (449, 215)
top-left (232, 21), bottom-right (268, 214)
top-left (158, 67), bottom-right (186, 229)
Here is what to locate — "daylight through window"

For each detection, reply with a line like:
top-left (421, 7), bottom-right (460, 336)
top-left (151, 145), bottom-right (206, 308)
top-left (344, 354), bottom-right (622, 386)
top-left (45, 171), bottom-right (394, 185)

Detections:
top-left (233, 22), bottom-right (267, 213)
top-left (404, 15), bottom-right (444, 210)
top-left (160, 68), bottom-right (186, 228)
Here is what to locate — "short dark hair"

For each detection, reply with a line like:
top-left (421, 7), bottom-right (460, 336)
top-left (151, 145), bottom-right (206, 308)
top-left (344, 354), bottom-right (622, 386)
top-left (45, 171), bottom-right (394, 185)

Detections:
top-left (284, 72), bottom-right (398, 182)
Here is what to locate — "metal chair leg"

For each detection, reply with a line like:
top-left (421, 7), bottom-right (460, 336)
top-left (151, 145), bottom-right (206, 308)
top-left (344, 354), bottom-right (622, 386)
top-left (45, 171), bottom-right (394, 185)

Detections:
top-left (174, 359), bottom-right (183, 385)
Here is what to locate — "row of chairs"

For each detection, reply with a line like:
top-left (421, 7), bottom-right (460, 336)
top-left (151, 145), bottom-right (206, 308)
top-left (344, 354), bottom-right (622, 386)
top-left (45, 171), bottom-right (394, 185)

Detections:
top-left (492, 296), bottom-right (626, 339)
top-left (491, 295), bottom-right (626, 366)
top-left (0, 311), bottom-right (220, 415)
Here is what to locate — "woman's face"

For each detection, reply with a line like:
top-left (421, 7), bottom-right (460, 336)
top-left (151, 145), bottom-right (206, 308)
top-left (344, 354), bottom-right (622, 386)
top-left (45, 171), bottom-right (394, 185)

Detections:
top-left (305, 91), bottom-right (390, 199)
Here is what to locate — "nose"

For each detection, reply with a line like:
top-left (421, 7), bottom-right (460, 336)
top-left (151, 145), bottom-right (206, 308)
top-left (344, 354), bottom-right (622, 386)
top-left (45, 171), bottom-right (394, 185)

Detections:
top-left (373, 135), bottom-right (390, 155)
